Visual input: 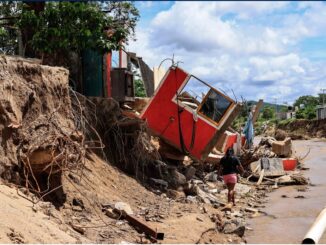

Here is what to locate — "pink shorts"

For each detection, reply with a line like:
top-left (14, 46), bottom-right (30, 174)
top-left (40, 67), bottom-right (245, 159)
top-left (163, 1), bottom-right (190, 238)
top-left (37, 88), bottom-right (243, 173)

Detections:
top-left (223, 173), bottom-right (237, 184)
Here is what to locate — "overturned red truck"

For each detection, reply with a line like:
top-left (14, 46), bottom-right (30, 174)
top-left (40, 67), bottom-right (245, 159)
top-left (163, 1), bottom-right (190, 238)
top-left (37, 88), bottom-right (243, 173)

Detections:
top-left (140, 66), bottom-right (242, 161)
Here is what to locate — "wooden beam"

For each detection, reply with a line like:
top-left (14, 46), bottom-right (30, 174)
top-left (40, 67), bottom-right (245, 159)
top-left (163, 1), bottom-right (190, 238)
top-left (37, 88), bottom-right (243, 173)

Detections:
top-left (252, 99), bottom-right (264, 124)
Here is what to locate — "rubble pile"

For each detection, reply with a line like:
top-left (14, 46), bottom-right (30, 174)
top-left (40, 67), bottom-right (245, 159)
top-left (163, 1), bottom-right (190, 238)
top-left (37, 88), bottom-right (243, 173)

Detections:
top-left (240, 136), bottom-right (293, 167)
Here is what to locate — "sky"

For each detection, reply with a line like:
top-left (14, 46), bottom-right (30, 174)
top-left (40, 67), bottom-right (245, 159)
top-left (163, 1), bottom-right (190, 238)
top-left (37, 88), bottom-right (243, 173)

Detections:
top-left (127, 1), bottom-right (326, 105)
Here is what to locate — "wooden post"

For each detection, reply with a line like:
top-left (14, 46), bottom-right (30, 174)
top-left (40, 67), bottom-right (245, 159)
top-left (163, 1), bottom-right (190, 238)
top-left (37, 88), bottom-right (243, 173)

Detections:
top-left (252, 99), bottom-right (264, 124)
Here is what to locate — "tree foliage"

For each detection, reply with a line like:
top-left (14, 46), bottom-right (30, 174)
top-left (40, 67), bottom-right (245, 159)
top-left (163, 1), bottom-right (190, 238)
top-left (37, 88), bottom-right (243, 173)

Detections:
top-left (134, 78), bottom-right (146, 97)
top-left (293, 95), bottom-right (319, 120)
top-left (293, 95), bottom-right (319, 108)
top-left (261, 106), bottom-right (275, 120)
top-left (0, 2), bottom-right (21, 54)
top-left (0, 1), bottom-right (139, 59)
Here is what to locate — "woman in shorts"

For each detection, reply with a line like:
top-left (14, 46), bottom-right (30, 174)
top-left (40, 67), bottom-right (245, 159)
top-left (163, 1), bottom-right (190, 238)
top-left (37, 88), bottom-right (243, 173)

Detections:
top-left (218, 148), bottom-right (244, 205)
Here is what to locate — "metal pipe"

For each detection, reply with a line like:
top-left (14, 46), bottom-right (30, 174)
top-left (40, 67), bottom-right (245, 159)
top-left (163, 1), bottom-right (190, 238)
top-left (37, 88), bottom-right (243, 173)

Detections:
top-left (302, 206), bottom-right (326, 244)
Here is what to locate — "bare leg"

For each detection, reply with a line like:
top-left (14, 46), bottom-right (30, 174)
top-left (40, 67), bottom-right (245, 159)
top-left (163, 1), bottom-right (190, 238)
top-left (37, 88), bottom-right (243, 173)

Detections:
top-left (232, 189), bottom-right (236, 206)
top-left (227, 183), bottom-right (236, 204)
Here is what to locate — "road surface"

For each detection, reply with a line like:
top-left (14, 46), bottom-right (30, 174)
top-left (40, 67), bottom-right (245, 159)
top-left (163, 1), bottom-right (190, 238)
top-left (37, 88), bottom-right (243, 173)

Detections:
top-left (246, 139), bottom-right (326, 243)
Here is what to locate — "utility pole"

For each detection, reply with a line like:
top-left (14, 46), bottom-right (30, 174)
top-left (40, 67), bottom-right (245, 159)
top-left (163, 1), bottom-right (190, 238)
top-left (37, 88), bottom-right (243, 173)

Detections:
top-left (321, 88), bottom-right (326, 106)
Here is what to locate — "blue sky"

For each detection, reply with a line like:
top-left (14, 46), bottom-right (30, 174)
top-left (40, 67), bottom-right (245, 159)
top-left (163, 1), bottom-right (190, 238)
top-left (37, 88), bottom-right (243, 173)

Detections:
top-left (128, 1), bottom-right (326, 104)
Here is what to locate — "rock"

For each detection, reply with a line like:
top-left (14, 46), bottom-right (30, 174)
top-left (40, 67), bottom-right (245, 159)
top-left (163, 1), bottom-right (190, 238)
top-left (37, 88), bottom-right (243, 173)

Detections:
top-left (184, 182), bottom-right (199, 196)
top-left (196, 217), bottom-right (204, 222)
top-left (68, 173), bottom-right (80, 184)
top-left (192, 179), bottom-right (204, 185)
top-left (232, 225), bottom-right (246, 237)
top-left (223, 219), bottom-right (246, 237)
top-left (291, 174), bottom-right (309, 185)
top-left (221, 205), bottom-right (232, 212)
top-left (72, 198), bottom-right (84, 209)
top-left (166, 168), bottom-right (186, 188)
top-left (72, 206), bottom-right (83, 212)
top-left (116, 221), bottom-right (125, 226)
top-left (296, 186), bottom-right (308, 192)
top-left (186, 195), bottom-right (197, 203)
top-left (205, 172), bottom-right (218, 182)
top-left (203, 207), bottom-right (208, 213)
top-left (275, 129), bottom-right (287, 141)
top-left (213, 204), bottom-right (220, 209)
top-left (149, 178), bottom-right (168, 189)
top-left (185, 166), bottom-right (196, 180)
top-left (259, 137), bottom-right (276, 147)
top-left (231, 211), bottom-right (243, 218)
top-left (220, 183), bottom-right (251, 196)
top-left (294, 195), bottom-right (305, 199)
top-left (146, 160), bottom-right (168, 181)
top-left (223, 221), bottom-right (236, 233)
top-left (197, 188), bottom-right (213, 204)
top-left (167, 189), bottom-right (186, 199)
top-left (114, 202), bottom-right (133, 215)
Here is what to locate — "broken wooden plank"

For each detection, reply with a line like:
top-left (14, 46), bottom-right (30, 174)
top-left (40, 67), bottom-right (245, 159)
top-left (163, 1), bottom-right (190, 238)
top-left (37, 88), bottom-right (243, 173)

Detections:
top-left (256, 169), bottom-right (265, 186)
top-left (114, 208), bottom-right (164, 241)
top-left (252, 99), bottom-right (263, 124)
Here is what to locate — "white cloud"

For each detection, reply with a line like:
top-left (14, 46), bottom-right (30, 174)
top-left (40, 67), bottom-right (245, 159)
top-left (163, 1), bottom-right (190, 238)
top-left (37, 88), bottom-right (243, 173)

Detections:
top-left (128, 1), bottom-right (326, 103)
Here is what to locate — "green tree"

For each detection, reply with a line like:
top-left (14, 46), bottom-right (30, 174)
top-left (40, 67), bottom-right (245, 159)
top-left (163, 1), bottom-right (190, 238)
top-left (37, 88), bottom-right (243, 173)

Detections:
top-left (261, 106), bottom-right (275, 120)
top-left (293, 95), bottom-right (318, 120)
top-left (293, 95), bottom-right (319, 108)
top-left (305, 106), bottom-right (316, 119)
top-left (0, 2), bottom-right (21, 54)
top-left (1, 1), bottom-right (139, 66)
top-left (134, 78), bottom-right (146, 97)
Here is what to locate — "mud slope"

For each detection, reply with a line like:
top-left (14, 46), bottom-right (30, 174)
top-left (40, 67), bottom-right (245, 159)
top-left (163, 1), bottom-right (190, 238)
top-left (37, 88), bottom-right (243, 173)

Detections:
top-left (59, 152), bottom-right (222, 243)
top-left (0, 182), bottom-right (88, 243)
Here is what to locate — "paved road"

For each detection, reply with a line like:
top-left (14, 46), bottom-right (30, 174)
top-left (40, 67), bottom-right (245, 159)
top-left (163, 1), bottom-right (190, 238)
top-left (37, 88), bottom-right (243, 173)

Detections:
top-left (246, 139), bottom-right (326, 244)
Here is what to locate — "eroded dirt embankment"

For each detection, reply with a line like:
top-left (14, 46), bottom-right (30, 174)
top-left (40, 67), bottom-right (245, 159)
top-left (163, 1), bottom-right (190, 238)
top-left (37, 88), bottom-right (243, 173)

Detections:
top-left (276, 119), bottom-right (326, 139)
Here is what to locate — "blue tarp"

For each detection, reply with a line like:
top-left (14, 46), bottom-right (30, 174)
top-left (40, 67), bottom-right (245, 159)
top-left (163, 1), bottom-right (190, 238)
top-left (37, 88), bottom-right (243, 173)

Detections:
top-left (243, 111), bottom-right (254, 148)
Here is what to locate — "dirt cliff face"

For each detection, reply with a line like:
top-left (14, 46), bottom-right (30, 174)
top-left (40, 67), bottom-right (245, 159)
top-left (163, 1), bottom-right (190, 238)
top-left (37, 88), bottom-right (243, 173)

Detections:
top-left (0, 55), bottom-right (83, 196)
top-left (277, 119), bottom-right (326, 139)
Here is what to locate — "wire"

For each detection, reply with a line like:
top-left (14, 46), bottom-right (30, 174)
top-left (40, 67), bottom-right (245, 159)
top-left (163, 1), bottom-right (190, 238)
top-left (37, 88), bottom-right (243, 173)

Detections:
top-left (158, 58), bottom-right (174, 70)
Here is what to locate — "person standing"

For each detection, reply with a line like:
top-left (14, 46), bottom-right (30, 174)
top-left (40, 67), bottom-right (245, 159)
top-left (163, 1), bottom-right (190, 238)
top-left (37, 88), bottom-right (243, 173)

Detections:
top-left (218, 147), bottom-right (244, 205)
